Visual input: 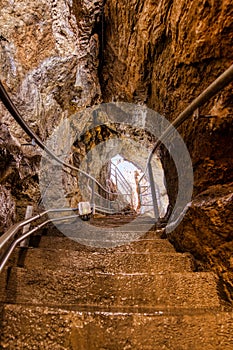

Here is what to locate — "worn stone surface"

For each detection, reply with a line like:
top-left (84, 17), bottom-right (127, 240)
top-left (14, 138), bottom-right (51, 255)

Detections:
top-left (1, 215), bottom-right (232, 348)
top-left (3, 267), bottom-right (220, 308)
top-left (38, 235), bottom-right (176, 253)
top-left (12, 247), bottom-right (194, 273)
top-left (1, 304), bottom-right (233, 350)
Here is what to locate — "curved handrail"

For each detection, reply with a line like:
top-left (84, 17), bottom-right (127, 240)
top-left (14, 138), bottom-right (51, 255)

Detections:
top-left (139, 63), bottom-right (233, 184)
top-left (0, 80), bottom-right (119, 196)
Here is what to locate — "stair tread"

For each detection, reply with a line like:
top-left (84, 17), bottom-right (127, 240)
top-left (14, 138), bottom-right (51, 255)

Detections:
top-left (1, 304), bottom-right (233, 350)
top-left (39, 222), bottom-right (164, 248)
top-left (37, 236), bottom-right (175, 252)
top-left (2, 268), bottom-right (220, 308)
top-left (1, 214), bottom-right (231, 349)
top-left (11, 247), bottom-right (194, 273)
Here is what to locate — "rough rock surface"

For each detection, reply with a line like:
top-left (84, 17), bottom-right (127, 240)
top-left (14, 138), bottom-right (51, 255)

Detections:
top-left (102, 0), bottom-right (233, 194)
top-left (169, 183), bottom-right (233, 302)
top-left (0, 185), bottom-right (15, 232)
top-left (0, 123), bottom-right (40, 229)
top-left (0, 0), bottom-right (103, 228)
top-left (101, 0), bottom-right (233, 300)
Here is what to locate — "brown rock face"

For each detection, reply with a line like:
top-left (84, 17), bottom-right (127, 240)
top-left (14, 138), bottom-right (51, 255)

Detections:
top-left (0, 185), bottom-right (15, 232)
top-left (0, 123), bottom-right (40, 228)
top-left (101, 0), bottom-right (233, 300)
top-left (169, 183), bottom-right (233, 302)
top-left (102, 0), bottom-right (232, 109)
top-left (102, 0), bottom-right (233, 192)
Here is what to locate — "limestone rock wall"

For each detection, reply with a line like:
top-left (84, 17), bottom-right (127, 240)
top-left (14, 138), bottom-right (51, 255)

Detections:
top-left (169, 183), bottom-right (233, 302)
top-left (0, 0), bottom-right (103, 226)
top-left (0, 0), bottom-right (102, 141)
top-left (0, 123), bottom-right (40, 226)
top-left (102, 0), bottom-right (233, 193)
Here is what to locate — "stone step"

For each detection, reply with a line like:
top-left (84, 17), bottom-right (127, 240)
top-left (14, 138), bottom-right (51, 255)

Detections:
top-left (90, 215), bottom-right (154, 226)
top-left (10, 248), bottom-right (194, 273)
top-left (37, 235), bottom-right (175, 252)
top-left (88, 224), bottom-right (158, 231)
top-left (2, 268), bottom-right (220, 309)
top-left (32, 223), bottom-right (163, 248)
top-left (45, 227), bottom-right (160, 248)
top-left (52, 218), bottom-right (157, 231)
top-left (0, 269), bottom-right (8, 301)
top-left (1, 304), bottom-right (232, 349)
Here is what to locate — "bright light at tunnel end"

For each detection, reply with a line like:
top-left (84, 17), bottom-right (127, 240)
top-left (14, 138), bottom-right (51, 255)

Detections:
top-left (39, 102), bottom-right (193, 248)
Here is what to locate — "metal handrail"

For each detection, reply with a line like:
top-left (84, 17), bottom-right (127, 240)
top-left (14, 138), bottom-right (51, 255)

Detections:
top-left (95, 206), bottom-right (117, 214)
top-left (111, 173), bottom-right (131, 194)
top-left (0, 207), bottom-right (78, 251)
top-left (0, 80), bottom-right (119, 197)
top-left (110, 161), bottom-right (134, 208)
top-left (114, 167), bottom-right (132, 191)
top-left (0, 213), bottom-right (78, 273)
top-left (1, 63), bottom-right (232, 269)
top-left (138, 64), bottom-right (233, 218)
top-left (139, 64), bottom-right (233, 183)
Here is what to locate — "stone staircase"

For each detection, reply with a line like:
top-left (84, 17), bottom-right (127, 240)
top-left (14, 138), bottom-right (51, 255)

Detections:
top-left (0, 215), bottom-right (233, 349)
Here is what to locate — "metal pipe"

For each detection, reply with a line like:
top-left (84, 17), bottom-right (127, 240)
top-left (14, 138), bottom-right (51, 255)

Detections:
top-left (115, 167), bottom-right (132, 190)
top-left (148, 162), bottom-right (160, 220)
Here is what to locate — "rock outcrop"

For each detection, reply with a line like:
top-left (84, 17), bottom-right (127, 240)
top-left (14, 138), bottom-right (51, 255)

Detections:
top-left (0, 123), bottom-right (40, 225)
top-left (169, 183), bottom-right (233, 302)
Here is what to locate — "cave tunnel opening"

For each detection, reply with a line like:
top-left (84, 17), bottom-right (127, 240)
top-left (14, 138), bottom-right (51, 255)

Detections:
top-left (61, 122), bottom-right (170, 219)
top-left (110, 154), bottom-right (144, 212)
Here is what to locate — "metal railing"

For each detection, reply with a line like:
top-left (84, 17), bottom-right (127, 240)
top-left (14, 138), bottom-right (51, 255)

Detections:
top-left (138, 64), bottom-right (233, 221)
top-left (0, 81), bottom-right (123, 201)
top-left (110, 161), bottom-right (134, 208)
top-left (0, 208), bottom-right (79, 273)
top-left (0, 81), bottom-right (135, 271)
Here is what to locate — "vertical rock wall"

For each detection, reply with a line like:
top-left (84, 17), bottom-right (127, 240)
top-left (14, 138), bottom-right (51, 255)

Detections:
top-left (102, 0), bottom-right (232, 193)
top-left (0, 0), bottom-right (103, 227)
top-left (101, 0), bottom-right (233, 300)
top-left (0, 0), bottom-right (103, 139)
